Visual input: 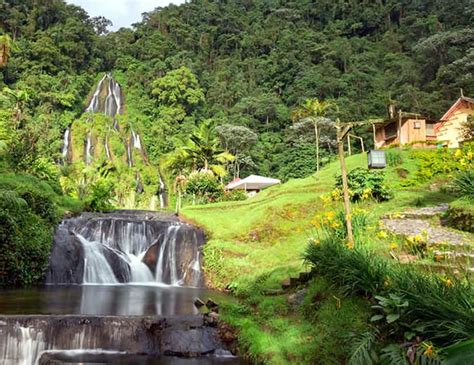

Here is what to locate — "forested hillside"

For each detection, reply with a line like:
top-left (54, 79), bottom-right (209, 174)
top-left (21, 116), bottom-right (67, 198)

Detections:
top-left (1, 0), bottom-right (473, 191)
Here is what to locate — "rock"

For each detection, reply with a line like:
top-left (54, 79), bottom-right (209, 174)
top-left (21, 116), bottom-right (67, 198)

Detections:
top-left (206, 298), bottom-right (219, 310)
top-left (290, 277), bottom-right (300, 287)
top-left (204, 311), bottom-right (220, 327)
top-left (298, 272), bottom-right (312, 283)
top-left (194, 297), bottom-right (205, 308)
top-left (142, 241), bottom-right (159, 274)
top-left (287, 289), bottom-right (307, 310)
top-left (281, 278), bottom-right (291, 289)
top-left (398, 254), bottom-right (418, 263)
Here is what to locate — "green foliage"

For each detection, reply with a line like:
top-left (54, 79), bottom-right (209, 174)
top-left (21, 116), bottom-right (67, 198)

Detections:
top-left (450, 170), bottom-right (474, 200)
top-left (347, 331), bottom-right (379, 365)
top-left (184, 170), bottom-right (223, 204)
top-left (84, 178), bottom-right (114, 212)
top-left (304, 239), bottom-right (474, 346)
top-left (386, 149), bottom-right (404, 167)
top-left (220, 189), bottom-right (247, 202)
top-left (335, 167), bottom-right (393, 202)
top-left (444, 200), bottom-right (474, 233)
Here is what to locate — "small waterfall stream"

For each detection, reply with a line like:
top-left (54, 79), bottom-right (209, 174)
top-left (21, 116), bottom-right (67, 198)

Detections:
top-left (47, 211), bottom-right (204, 287)
top-left (61, 127), bottom-right (70, 162)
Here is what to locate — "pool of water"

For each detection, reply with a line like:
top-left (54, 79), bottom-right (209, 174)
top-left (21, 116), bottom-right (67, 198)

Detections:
top-left (0, 284), bottom-right (233, 316)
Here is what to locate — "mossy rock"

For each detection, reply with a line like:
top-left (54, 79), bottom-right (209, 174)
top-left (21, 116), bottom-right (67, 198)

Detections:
top-left (445, 200), bottom-right (474, 233)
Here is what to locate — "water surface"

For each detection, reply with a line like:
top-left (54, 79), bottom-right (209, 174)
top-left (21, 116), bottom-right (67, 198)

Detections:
top-left (0, 284), bottom-right (233, 316)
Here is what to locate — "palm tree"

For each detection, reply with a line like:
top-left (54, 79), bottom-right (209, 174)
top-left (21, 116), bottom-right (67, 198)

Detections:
top-left (164, 119), bottom-right (234, 177)
top-left (292, 98), bottom-right (335, 173)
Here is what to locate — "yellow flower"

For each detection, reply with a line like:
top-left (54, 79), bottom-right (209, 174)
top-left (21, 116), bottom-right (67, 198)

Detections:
top-left (424, 345), bottom-right (433, 357)
top-left (346, 242), bottom-right (354, 249)
top-left (377, 231), bottom-right (388, 239)
top-left (454, 149), bottom-right (462, 158)
top-left (326, 211), bottom-right (335, 220)
top-left (444, 278), bottom-right (453, 288)
top-left (434, 253), bottom-right (443, 262)
top-left (390, 243), bottom-right (398, 250)
top-left (331, 222), bottom-right (341, 229)
top-left (467, 151), bottom-right (473, 160)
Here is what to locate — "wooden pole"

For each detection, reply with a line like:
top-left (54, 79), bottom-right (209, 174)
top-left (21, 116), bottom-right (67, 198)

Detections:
top-left (336, 120), bottom-right (354, 245)
top-left (398, 109), bottom-right (402, 149)
top-left (314, 120), bottom-right (320, 173)
top-left (347, 135), bottom-right (351, 156)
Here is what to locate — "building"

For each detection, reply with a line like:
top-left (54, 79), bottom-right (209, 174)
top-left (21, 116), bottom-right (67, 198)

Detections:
top-left (436, 95), bottom-right (474, 148)
top-left (373, 115), bottom-right (439, 149)
top-left (374, 94), bottom-right (474, 149)
top-left (225, 175), bottom-right (281, 197)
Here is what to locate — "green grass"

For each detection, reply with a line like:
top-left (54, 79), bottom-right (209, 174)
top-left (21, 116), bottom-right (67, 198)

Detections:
top-left (181, 150), bottom-right (465, 363)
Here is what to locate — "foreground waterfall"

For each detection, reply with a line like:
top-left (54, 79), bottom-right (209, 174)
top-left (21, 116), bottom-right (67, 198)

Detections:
top-left (47, 211), bottom-right (204, 287)
top-left (0, 316), bottom-right (239, 365)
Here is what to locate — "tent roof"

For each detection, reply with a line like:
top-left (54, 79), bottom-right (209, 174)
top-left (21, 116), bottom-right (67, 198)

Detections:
top-left (226, 175), bottom-right (281, 190)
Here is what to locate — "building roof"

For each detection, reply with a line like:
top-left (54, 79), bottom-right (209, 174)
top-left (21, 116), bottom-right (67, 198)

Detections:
top-left (225, 175), bottom-right (281, 190)
top-left (440, 96), bottom-right (474, 122)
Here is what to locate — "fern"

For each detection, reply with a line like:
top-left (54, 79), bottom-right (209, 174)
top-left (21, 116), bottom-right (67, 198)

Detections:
top-left (380, 344), bottom-right (409, 365)
top-left (348, 331), bottom-right (378, 365)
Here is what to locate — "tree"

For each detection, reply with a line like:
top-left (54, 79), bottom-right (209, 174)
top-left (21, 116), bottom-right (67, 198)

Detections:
top-left (292, 98), bottom-right (335, 173)
top-left (216, 124), bottom-right (257, 178)
top-left (164, 119), bottom-right (234, 178)
top-left (0, 34), bottom-right (12, 67)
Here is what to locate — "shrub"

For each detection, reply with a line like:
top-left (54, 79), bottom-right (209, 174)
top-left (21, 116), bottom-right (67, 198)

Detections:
top-left (450, 170), bottom-right (474, 200)
top-left (334, 168), bottom-right (393, 202)
top-left (184, 170), bottom-right (224, 204)
top-left (303, 238), bottom-right (474, 346)
top-left (84, 178), bottom-right (115, 212)
top-left (386, 149), bottom-right (403, 167)
top-left (220, 189), bottom-right (247, 202)
top-left (444, 200), bottom-right (474, 233)
top-left (28, 157), bottom-right (62, 194)
top-left (0, 189), bottom-right (54, 286)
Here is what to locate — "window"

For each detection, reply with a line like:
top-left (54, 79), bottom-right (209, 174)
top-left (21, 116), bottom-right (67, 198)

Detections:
top-left (426, 122), bottom-right (436, 136)
top-left (413, 121), bottom-right (421, 129)
top-left (384, 122), bottom-right (397, 139)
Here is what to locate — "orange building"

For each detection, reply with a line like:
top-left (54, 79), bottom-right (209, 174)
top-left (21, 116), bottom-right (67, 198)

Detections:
top-left (436, 95), bottom-right (474, 147)
top-left (374, 95), bottom-right (474, 148)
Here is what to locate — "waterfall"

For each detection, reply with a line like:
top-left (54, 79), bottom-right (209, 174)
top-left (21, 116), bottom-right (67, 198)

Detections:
top-left (47, 212), bottom-right (205, 287)
top-left (131, 130), bottom-right (142, 150)
top-left (127, 140), bottom-right (133, 167)
top-left (85, 132), bottom-right (92, 165)
top-left (62, 127), bottom-right (70, 162)
top-left (105, 135), bottom-right (111, 159)
top-left (78, 235), bottom-right (119, 284)
top-left (1, 326), bottom-right (46, 365)
top-left (85, 74), bottom-right (107, 113)
top-left (159, 175), bottom-right (166, 209)
top-left (155, 226), bottom-right (180, 285)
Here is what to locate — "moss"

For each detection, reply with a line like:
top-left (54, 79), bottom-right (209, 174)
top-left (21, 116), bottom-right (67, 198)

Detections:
top-left (445, 199), bottom-right (474, 233)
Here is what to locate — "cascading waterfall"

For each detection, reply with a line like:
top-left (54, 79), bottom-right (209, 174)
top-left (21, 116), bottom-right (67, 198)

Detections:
top-left (85, 74), bottom-right (107, 113)
top-left (105, 135), bottom-right (111, 159)
top-left (47, 212), bottom-right (204, 287)
top-left (61, 127), bottom-right (70, 162)
top-left (85, 132), bottom-right (92, 165)
top-left (1, 326), bottom-right (46, 365)
top-left (159, 175), bottom-right (166, 209)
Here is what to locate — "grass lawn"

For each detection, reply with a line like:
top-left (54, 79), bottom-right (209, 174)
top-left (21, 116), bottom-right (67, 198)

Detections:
top-left (181, 149), bottom-right (468, 364)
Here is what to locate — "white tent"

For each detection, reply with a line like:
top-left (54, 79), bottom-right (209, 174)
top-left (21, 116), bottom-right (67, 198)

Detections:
top-left (226, 175), bottom-right (281, 191)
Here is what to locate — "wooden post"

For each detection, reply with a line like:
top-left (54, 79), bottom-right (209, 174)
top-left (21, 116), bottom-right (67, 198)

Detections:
top-left (347, 135), bottom-right (351, 156)
top-left (336, 120), bottom-right (354, 245)
top-left (314, 120), bottom-right (320, 173)
top-left (372, 123), bottom-right (377, 149)
top-left (398, 109), bottom-right (402, 149)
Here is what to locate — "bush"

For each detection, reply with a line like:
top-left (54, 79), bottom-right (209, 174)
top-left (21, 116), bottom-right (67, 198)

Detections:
top-left (184, 170), bottom-right (224, 204)
top-left (444, 200), bottom-right (474, 233)
top-left (450, 170), bottom-right (474, 200)
top-left (386, 149), bottom-right (403, 167)
top-left (220, 189), bottom-right (247, 202)
top-left (84, 178), bottom-right (115, 212)
top-left (334, 168), bottom-right (393, 202)
top-left (0, 189), bottom-right (54, 286)
top-left (303, 238), bottom-right (474, 346)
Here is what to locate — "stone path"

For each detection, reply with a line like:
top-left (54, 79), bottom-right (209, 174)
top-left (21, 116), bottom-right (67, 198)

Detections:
top-left (382, 204), bottom-right (472, 246)
top-left (381, 218), bottom-right (471, 246)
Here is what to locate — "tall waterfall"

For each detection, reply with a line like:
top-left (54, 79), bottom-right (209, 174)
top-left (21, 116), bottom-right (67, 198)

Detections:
top-left (47, 212), bottom-right (204, 287)
top-left (61, 127), bottom-right (70, 162)
top-left (85, 74), bottom-right (107, 113)
top-left (85, 132), bottom-right (92, 165)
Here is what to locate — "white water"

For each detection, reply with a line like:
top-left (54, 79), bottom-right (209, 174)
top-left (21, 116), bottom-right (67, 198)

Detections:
top-left (159, 175), bottom-right (166, 209)
top-left (78, 235), bottom-right (118, 284)
top-left (62, 127), bottom-right (70, 161)
top-left (105, 135), bottom-right (111, 159)
top-left (131, 130), bottom-right (142, 150)
top-left (85, 132), bottom-right (92, 165)
top-left (85, 74), bottom-right (107, 113)
top-left (156, 226), bottom-right (181, 285)
top-left (73, 221), bottom-right (200, 286)
top-left (1, 327), bottom-right (46, 365)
